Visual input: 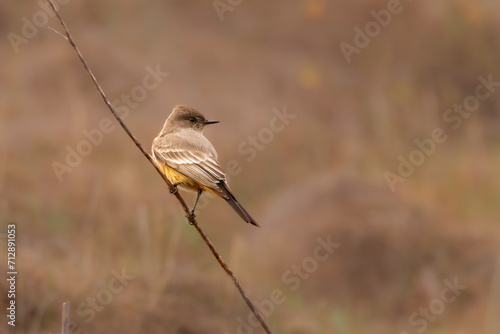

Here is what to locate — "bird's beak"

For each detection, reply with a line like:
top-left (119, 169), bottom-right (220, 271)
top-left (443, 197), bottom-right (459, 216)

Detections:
top-left (203, 120), bottom-right (219, 125)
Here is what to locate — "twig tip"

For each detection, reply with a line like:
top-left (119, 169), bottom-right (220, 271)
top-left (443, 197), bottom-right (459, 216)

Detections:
top-left (48, 27), bottom-right (68, 40)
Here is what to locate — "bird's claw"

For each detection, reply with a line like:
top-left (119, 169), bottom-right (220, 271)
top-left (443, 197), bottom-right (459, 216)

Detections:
top-left (187, 211), bottom-right (196, 225)
top-left (170, 182), bottom-right (181, 194)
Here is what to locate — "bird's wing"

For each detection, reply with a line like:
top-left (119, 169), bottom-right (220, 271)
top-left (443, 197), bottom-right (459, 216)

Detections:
top-left (153, 147), bottom-right (228, 197)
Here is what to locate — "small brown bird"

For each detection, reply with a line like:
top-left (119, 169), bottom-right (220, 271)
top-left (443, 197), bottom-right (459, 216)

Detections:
top-left (152, 105), bottom-right (259, 227)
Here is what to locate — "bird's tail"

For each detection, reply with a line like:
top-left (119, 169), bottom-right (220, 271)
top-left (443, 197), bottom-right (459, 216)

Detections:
top-left (218, 182), bottom-right (259, 227)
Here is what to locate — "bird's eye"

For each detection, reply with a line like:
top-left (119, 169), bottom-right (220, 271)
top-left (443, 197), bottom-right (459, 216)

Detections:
top-left (189, 117), bottom-right (196, 123)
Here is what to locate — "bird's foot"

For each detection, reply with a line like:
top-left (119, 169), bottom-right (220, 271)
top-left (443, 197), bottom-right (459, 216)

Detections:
top-left (170, 182), bottom-right (182, 194)
top-left (186, 211), bottom-right (196, 225)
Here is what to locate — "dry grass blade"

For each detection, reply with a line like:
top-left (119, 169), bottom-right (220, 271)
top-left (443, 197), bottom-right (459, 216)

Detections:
top-left (45, 1), bottom-right (273, 333)
top-left (61, 301), bottom-right (69, 334)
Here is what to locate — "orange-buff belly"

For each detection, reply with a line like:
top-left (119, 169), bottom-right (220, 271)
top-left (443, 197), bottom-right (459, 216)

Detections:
top-left (158, 163), bottom-right (221, 197)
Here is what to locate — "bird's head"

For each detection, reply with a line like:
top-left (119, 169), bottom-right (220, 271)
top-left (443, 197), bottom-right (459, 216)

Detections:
top-left (164, 105), bottom-right (219, 133)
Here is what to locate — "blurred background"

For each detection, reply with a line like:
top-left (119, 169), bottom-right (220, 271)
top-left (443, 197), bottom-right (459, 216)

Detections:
top-left (1, 0), bottom-right (500, 333)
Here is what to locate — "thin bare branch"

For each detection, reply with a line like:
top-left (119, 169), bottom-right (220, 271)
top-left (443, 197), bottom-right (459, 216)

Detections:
top-left (46, 1), bottom-right (273, 333)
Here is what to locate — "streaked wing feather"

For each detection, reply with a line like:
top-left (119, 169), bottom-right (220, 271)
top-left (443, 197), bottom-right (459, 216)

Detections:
top-left (154, 148), bottom-right (226, 195)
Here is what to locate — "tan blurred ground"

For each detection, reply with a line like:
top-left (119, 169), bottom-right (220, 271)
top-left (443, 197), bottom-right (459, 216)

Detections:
top-left (1, 0), bottom-right (500, 333)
